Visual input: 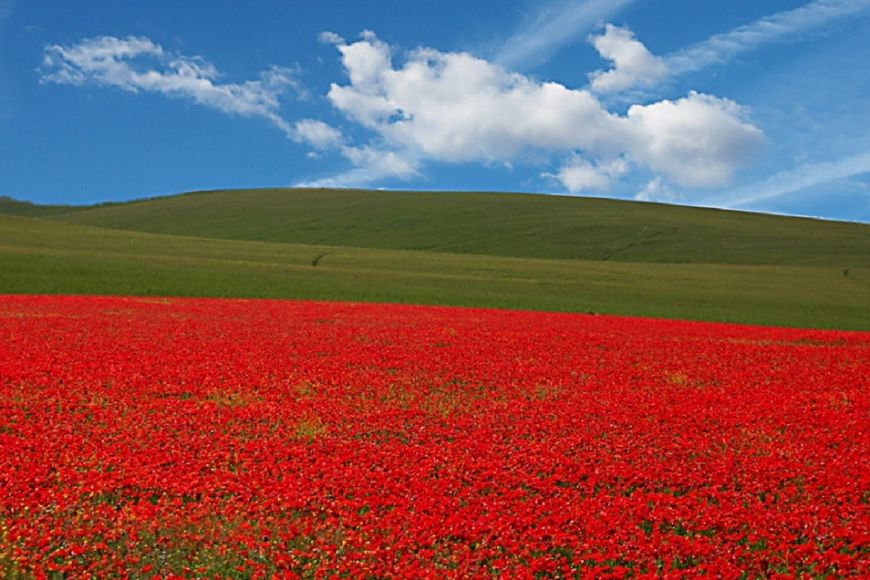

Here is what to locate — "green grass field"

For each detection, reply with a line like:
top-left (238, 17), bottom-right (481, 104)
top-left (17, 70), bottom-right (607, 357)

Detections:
top-left (1, 188), bottom-right (868, 330)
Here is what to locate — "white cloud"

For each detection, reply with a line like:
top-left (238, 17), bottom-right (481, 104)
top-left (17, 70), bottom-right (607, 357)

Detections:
top-left (494, 0), bottom-right (636, 71)
top-left (328, 34), bottom-right (621, 162)
top-left (40, 34), bottom-right (416, 186)
top-left (546, 156), bottom-right (627, 193)
top-left (322, 33), bottom-right (763, 189)
top-left (293, 119), bottom-right (344, 150)
top-left (625, 92), bottom-right (764, 187)
top-left (334, 30), bottom-right (393, 92)
top-left (40, 35), bottom-right (300, 135)
top-left (297, 146), bottom-right (420, 188)
top-left (635, 177), bottom-right (678, 203)
top-left (318, 31), bottom-right (345, 45)
top-left (706, 150), bottom-right (870, 208)
top-left (340, 145), bottom-right (419, 179)
top-left (588, 24), bottom-right (667, 93)
top-left (583, 1), bottom-right (870, 94)
top-left (665, 0), bottom-right (870, 77)
top-left (41, 30), bottom-right (769, 193)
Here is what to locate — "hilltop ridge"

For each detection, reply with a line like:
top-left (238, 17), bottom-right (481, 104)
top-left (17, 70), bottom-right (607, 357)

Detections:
top-left (6, 188), bottom-right (867, 267)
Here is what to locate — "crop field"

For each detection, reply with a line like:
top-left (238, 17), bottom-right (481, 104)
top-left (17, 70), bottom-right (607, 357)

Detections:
top-left (1, 295), bottom-right (867, 577)
top-left (3, 187), bottom-right (870, 331)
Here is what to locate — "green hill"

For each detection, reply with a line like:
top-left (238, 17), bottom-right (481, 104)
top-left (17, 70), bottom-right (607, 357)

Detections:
top-left (1, 188), bottom-right (868, 330)
top-left (45, 188), bottom-right (870, 266)
top-left (0, 196), bottom-right (86, 218)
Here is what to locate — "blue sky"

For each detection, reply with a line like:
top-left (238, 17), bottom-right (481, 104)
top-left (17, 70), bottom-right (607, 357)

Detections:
top-left (1, 0), bottom-right (869, 222)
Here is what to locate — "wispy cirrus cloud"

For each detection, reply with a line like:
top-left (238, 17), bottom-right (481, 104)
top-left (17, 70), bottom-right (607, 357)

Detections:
top-left (40, 35), bottom-right (302, 136)
top-left (494, 0), bottom-right (636, 71)
top-left (705, 151), bottom-right (870, 209)
top-left (666, 0), bottom-right (870, 77)
top-left (588, 0), bottom-right (870, 94)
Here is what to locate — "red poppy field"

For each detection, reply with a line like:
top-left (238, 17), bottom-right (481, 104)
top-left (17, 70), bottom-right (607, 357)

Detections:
top-left (0, 295), bottom-right (868, 578)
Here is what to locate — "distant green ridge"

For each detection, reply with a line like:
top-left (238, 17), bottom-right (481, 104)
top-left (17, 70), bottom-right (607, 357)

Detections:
top-left (26, 188), bottom-right (869, 267)
top-left (0, 196), bottom-right (87, 218)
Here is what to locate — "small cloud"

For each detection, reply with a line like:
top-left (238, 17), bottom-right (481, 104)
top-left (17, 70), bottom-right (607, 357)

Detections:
top-left (293, 119), bottom-right (344, 150)
top-left (340, 145), bottom-right (420, 180)
top-left (296, 141), bottom-right (421, 189)
top-left (634, 177), bottom-right (677, 202)
top-left (588, 24), bottom-right (667, 93)
top-left (297, 146), bottom-right (420, 188)
top-left (545, 156), bottom-right (627, 193)
top-left (318, 31), bottom-right (345, 45)
top-left (331, 31), bottom-right (392, 94)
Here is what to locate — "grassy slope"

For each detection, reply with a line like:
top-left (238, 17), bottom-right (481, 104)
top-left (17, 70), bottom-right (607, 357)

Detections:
top-left (49, 188), bottom-right (870, 266)
top-left (1, 214), bottom-right (868, 330)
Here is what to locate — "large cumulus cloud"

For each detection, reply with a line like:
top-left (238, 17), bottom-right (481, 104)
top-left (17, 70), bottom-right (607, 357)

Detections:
top-left (318, 31), bottom-right (763, 191)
